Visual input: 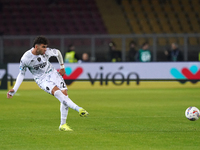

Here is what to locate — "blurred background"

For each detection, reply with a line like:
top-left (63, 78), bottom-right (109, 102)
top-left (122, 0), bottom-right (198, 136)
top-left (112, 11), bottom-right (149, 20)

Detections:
top-left (0, 0), bottom-right (200, 63)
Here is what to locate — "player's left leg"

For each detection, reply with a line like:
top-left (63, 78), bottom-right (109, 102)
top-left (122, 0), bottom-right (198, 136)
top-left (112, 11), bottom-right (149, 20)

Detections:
top-left (60, 102), bottom-right (69, 125)
top-left (50, 70), bottom-right (88, 131)
top-left (59, 103), bottom-right (73, 131)
top-left (60, 90), bottom-right (68, 125)
top-left (53, 87), bottom-right (88, 131)
top-left (50, 71), bottom-right (89, 117)
top-left (36, 71), bottom-right (88, 131)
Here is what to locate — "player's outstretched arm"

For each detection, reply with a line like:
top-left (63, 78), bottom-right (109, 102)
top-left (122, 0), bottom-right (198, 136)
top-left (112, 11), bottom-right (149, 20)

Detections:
top-left (7, 73), bottom-right (24, 99)
top-left (7, 89), bottom-right (15, 99)
top-left (56, 50), bottom-right (65, 76)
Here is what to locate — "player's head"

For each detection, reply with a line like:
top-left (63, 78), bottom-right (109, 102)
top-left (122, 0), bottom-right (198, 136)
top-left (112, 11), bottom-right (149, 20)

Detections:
top-left (33, 36), bottom-right (49, 55)
top-left (33, 36), bottom-right (49, 48)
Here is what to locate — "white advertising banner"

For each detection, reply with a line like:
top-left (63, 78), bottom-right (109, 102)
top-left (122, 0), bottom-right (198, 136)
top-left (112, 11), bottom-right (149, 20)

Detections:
top-left (8, 62), bottom-right (200, 81)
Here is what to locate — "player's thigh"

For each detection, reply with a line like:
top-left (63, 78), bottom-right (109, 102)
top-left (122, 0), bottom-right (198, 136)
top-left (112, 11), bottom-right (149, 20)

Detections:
top-left (37, 80), bottom-right (57, 95)
top-left (50, 71), bottom-right (68, 91)
top-left (37, 71), bottom-right (68, 95)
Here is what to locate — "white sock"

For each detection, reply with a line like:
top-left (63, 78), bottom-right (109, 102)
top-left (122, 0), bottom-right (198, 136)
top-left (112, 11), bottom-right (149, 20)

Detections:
top-left (60, 103), bottom-right (68, 125)
top-left (54, 90), bottom-right (81, 112)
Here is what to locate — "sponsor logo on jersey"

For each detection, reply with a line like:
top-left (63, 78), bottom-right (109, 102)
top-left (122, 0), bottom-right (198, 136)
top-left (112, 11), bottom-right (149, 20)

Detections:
top-left (33, 62), bottom-right (47, 70)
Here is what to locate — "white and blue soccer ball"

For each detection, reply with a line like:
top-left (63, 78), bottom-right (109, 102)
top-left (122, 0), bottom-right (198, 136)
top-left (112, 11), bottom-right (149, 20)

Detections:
top-left (185, 106), bottom-right (200, 121)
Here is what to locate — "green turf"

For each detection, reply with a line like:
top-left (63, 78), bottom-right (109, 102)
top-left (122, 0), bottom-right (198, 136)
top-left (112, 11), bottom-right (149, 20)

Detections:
top-left (0, 87), bottom-right (200, 150)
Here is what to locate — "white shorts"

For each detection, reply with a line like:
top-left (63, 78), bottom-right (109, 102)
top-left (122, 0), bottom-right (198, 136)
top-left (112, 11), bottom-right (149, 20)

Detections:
top-left (36, 70), bottom-right (67, 95)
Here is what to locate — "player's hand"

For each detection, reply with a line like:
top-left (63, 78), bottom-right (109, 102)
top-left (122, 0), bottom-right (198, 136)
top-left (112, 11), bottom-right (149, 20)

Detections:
top-left (7, 89), bottom-right (15, 99)
top-left (59, 68), bottom-right (66, 76)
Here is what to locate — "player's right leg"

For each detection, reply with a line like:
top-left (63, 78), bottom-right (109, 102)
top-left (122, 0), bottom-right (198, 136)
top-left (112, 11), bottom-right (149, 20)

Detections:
top-left (36, 73), bottom-right (89, 117)
top-left (36, 72), bottom-right (88, 131)
top-left (53, 88), bottom-right (88, 131)
top-left (50, 70), bottom-right (89, 117)
top-left (62, 89), bottom-right (89, 117)
top-left (52, 87), bottom-right (89, 117)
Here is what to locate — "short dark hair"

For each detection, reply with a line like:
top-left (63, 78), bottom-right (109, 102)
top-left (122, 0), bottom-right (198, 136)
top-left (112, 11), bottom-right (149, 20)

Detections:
top-left (68, 44), bottom-right (74, 49)
top-left (33, 36), bottom-right (49, 47)
top-left (129, 40), bottom-right (136, 46)
top-left (142, 42), bottom-right (148, 48)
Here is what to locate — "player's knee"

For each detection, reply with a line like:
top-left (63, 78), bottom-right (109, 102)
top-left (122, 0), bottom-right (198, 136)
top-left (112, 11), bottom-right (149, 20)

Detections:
top-left (62, 89), bottom-right (68, 96)
top-left (51, 86), bottom-right (60, 95)
top-left (51, 86), bottom-right (67, 96)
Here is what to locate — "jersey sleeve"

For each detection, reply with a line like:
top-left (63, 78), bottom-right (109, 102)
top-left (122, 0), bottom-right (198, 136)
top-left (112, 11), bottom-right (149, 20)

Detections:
top-left (19, 58), bottom-right (27, 75)
top-left (46, 48), bottom-right (58, 58)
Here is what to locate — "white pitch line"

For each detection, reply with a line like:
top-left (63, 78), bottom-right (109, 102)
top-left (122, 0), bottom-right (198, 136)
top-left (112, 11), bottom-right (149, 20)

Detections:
top-left (85, 116), bottom-right (177, 118)
top-left (0, 91), bottom-right (20, 96)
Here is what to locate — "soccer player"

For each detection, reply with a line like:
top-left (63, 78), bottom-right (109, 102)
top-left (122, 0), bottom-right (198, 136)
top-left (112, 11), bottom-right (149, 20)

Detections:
top-left (7, 36), bottom-right (89, 131)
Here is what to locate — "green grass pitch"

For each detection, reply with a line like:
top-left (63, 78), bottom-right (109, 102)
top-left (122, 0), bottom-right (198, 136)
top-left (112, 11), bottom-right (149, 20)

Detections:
top-left (0, 85), bottom-right (200, 150)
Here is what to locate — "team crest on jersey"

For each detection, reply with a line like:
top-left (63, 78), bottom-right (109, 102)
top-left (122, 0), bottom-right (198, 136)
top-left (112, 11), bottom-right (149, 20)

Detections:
top-left (37, 57), bottom-right (41, 62)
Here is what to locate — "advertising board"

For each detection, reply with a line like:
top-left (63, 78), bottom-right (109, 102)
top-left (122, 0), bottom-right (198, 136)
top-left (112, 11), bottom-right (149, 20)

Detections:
top-left (8, 62), bottom-right (200, 85)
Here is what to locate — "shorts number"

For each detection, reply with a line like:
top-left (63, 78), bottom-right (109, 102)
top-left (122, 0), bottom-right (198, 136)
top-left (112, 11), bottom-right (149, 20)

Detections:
top-left (61, 82), bottom-right (66, 88)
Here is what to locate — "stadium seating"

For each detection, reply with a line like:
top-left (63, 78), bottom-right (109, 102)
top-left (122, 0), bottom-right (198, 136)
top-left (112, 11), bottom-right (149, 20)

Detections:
top-left (0, 0), bottom-right (107, 35)
top-left (1, 0), bottom-right (200, 62)
top-left (122, 0), bottom-right (200, 45)
top-left (95, 0), bottom-right (130, 34)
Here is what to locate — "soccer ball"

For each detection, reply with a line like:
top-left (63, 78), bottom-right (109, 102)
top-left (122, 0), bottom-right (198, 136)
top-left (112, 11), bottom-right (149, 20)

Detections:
top-left (185, 106), bottom-right (200, 121)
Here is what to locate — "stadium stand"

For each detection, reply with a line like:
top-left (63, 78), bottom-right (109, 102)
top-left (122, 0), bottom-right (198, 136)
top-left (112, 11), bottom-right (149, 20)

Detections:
top-left (0, 0), bottom-right (107, 35)
top-left (0, 0), bottom-right (110, 62)
top-left (95, 0), bottom-right (132, 50)
top-left (1, 0), bottom-right (200, 62)
top-left (122, 0), bottom-right (200, 45)
top-left (95, 0), bottom-right (130, 34)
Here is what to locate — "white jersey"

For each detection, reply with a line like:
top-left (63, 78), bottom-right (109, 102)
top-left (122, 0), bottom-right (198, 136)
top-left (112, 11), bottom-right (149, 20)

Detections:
top-left (19, 47), bottom-right (59, 84)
